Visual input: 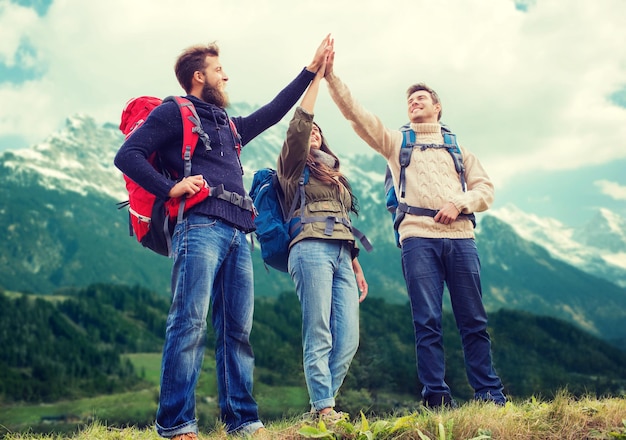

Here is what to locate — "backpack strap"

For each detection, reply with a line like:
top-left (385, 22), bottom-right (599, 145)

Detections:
top-left (227, 117), bottom-right (245, 177)
top-left (443, 131), bottom-right (467, 191)
top-left (287, 167), bottom-right (373, 252)
top-left (396, 202), bottom-right (476, 228)
top-left (398, 128), bottom-right (416, 198)
top-left (389, 126), bottom-right (415, 231)
top-left (229, 118), bottom-right (242, 157)
top-left (393, 124), bottom-right (476, 233)
top-left (166, 96), bottom-right (210, 162)
top-left (164, 96), bottom-right (204, 223)
top-left (209, 184), bottom-right (255, 212)
top-left (165, 97), bottom-right (253, 221)
top-left (287, 166), bottom-right (309, 232)
top-left (291, 166), bottom-right (309, 219)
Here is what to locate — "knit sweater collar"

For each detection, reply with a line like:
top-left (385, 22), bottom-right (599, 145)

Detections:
top-left (409, 122), bottom-right (441, 135)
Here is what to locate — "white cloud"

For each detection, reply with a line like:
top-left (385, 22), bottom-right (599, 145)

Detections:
top-left (1, 0), bottom-right (626, 194)
top-left (595, 180), bottom-right (626, 201)
top-left (0, 1), bottom-right (39, 65)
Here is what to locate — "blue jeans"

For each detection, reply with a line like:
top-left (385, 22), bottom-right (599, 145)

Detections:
top-left (288, 239), bottom-right (360, 411)
top-left (401, 237), bottom-right (505, 404)
top-left (155, 214), bottom-right (263, 437)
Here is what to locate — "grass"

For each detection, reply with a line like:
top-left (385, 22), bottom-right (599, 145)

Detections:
top-left (0, 389), bottom-right (158, 434)
top-left (123, 353), bottom-right (310, 422)
top-left (0, 353), bottom-right (309, 437)
top-left (125, 354), bottom-right (162, 385)
top-left (1, 391), bottom-right (625, 439)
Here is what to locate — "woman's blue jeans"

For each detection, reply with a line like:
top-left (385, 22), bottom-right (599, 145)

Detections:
top-left (288, 239), bottom-right (360, 411)
top-left (401, 237), bottom-right (505, 403)
top-left (155, 214), bottom-right (263, 437)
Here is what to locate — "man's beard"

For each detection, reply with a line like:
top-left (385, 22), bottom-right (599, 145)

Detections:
top-left (201, 82), bottom-right (229, 108)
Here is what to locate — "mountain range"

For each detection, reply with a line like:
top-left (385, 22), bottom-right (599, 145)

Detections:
top-left (1, 105), bottom-right (625, 350)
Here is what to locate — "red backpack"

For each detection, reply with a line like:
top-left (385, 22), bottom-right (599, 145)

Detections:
top-left (117, 95), bottom-right (247, 257)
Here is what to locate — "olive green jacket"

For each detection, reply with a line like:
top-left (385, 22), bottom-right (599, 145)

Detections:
top-left (276, 107), bottom-right (356, 251)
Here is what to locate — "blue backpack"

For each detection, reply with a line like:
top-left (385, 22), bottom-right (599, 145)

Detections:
top-left (250, 167), bottom-right (373, 272)
top-left (249, 168), bottom-right (309, 272)
top-left (385, 124), bottom-right (476, 247)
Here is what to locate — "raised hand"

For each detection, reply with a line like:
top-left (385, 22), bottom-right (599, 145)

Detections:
top-left (307, 34), bottom-right (333, 73)
top-left (324, 47), bottom-right (335, 78)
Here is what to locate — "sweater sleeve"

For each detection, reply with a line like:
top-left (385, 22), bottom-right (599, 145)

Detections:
top-left (325, 72), bottom-right (401, 159)
top-left (449, 146), bottom-right (495, 214)
top-left (232, 68), bottom-right (315, 146)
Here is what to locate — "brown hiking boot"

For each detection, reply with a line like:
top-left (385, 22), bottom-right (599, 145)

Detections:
top-left (171, 433), bottom-right (198, 440)
top-left (252, 427), bottom-right (272, 439)
top-left (318, 409), bottom-right (348, 423)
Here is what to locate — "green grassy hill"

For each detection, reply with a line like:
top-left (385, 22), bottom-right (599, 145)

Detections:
top-left (3, 393), bottom-right (626, 439)
top-left (1, 284), bottom-right (626, 437)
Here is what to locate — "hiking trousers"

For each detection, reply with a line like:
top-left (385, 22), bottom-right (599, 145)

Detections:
top-left (288, 239), bottom-right (360, 411)
top-left (155, 214), bottom-right (263, 437)
top-left (401, 237), bottom-right (505, 404)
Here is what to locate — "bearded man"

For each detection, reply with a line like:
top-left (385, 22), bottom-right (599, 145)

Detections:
top-left (115, 36), bottom-right (332, 439)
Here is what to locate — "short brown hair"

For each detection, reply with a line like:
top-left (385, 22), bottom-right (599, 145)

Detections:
top-left (406, 83), bottom-right (442, 121)
top-left (174, 42), bottom-right (220, 93)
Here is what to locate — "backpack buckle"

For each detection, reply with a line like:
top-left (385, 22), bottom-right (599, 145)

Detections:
top-left (324, 216), bottom-right (340, 236)
top-left (229, 192), bottom-right (242, 206)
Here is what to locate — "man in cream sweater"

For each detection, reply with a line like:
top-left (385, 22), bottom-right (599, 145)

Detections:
top-left (324, 51), bottom-right (505, 408)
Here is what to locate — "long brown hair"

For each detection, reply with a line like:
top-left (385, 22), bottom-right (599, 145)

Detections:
top-left (306, 123), bottom-right (359, 216)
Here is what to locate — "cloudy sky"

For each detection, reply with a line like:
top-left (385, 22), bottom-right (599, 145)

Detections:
top-left (1, 0), bottom-right (625, 228)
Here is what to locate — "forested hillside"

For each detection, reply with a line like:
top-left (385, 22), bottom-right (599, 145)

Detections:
top-left (3, 113), bottom-right (626, 352)
top-left (1, 284), bottom-right (626, 410)
top-left (0, 285), bottom-right (163, 402)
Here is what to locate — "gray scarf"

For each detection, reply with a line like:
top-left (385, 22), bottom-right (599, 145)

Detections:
top-left (311, 149), bottom-right (337, 169)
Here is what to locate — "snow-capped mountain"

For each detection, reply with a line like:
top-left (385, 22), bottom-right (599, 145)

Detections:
top-left (2, 115), bottom-right (127, 203)
top-left (2, 109), bottom-right (626, 349)
top-left (490, 204), bottom-right (626, 288)
top-left (18, 111), bottom-right (626, 291)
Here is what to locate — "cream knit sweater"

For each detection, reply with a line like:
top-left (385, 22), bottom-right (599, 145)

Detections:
top-left (326, 73), bottom-right (494, 242)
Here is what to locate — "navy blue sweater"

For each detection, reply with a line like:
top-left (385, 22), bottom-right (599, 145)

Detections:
top-left (115, 68), bottom-right (315, 232)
